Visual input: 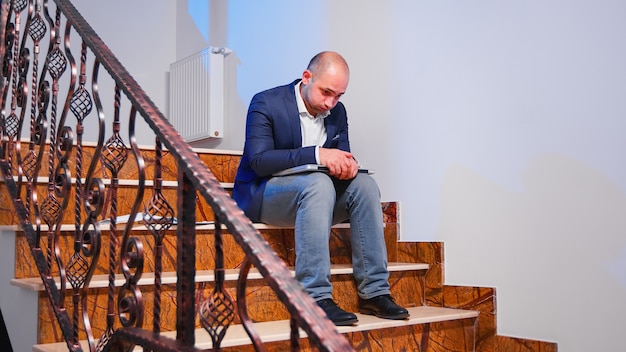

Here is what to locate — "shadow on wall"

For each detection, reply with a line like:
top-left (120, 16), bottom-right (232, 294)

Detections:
top-left (439, 153), bottom-right (626, 351)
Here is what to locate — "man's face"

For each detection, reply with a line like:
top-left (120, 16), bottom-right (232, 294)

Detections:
top-left (300, 66), bottom-right (349, 116)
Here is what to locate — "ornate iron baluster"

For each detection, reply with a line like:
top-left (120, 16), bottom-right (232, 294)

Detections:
top-left (116, 105), bottom-right (145, 351)
top-left (176, 166), bottom-right (197, 348)
top-left (65, 39), bottom-right (92, 342)
top-left (142, 136), bottom-right (175, 341)
top-left (236, 256), bottom-right (266, 351)
top-left (22, 1), bottom-right (47, 234)
top-left (96, 85), bottom-right (128, 351)
top-left (30, 70), bottom-right (50, 249)
top-left (12, 0), bottom-right (36, 190)
top-left (79, 202), bottom-right (102, 352)
top-left (13, 44), bottom-right (28, 191)
top-left (54, 122), bottom-right (74, 295)
top-left (50, 10), bottom-right (79, 325)
top-left (79, 56), bottom-right (106, 352)
top-left (40, 5), bottom-right (66, 301)
top-left (199, 215), bottom-right (236, 349)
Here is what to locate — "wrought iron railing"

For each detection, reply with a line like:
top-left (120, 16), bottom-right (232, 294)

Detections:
top-left (0, 0), bottom-right (354, 351)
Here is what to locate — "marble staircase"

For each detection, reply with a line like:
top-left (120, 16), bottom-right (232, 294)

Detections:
top-left (0, 145), bottom-right (558, 351)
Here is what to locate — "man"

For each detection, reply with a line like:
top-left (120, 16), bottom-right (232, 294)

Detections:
top-left (233, 51), bottom-right (409, 326)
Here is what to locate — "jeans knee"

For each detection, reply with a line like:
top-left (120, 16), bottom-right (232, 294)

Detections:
top-left (351, 174), bottom-right (381, 200)
top-left (300, 173), bottom-right (335, 203)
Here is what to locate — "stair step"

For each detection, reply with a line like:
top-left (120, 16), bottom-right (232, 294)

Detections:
top-left (4, 175), bottom-right (234, 190)
top-left (11, 262), bottom-right (428, 291)
top-left (0, 221), bottom-right (353, 233)
top-left (32, 306), bottom-right (479, 351)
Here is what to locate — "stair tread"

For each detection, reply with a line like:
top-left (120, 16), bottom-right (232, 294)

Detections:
top-left (11, 262), bottom-right (428, 291)
top-left (3, 174), bottom-right (235, 189)
top-left (32, 306), bottom-right (479, 351)
top-left (0, 221), bottom-right (352, 232)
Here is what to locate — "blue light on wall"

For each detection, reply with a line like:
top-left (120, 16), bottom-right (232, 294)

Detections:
top-left (188, 0), bottom-right (208, 42)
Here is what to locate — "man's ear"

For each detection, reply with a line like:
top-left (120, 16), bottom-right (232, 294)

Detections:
top-left (301, 69), bottom-right (313, 84)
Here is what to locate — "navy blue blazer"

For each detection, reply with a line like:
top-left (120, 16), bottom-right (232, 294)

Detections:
top-left (233, 79), bottom-right (351, 222)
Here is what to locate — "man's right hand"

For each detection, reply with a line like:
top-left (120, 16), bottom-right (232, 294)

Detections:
top-left (319, 148), bottom-right (358, 180)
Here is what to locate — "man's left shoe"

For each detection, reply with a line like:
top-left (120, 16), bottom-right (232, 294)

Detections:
top-left (358, 294), bottom-right (410, 320)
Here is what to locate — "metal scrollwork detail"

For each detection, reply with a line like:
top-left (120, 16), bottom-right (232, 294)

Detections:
top-left (69, 84), bottom-right (91, 122)
top-left (199, 218), bottom-right (236, 349)
top-left (40, 190), bottom-right (61, 227)
top-left (198, 287), bottom-right (237, 349)
top-left (4, 112), bottom-right (19, 140)
top-left (15, 47), bottom-right (28, 109)
top-left (28, 13), bottom-right (46, 43)
top-left (101, 133), bottom-right (127, 176)
top-left (84, 177), bottom-right (105, 218)
top-left (13, 0), bottom-right (28, 14)
top-left (45, 41), bottom-right (66, 80)
top-left (119, 237), bottom-right (144, 328)
top-left (2, 23), bottom-right (15, 79)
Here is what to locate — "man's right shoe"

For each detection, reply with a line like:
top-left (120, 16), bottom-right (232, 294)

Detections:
top-left (358, 294), bottom-right (410, 320)
top-left (316, 298), bottom-right (358, 326)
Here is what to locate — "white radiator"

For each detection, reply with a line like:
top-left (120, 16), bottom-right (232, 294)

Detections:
top-left (169, 47), bottom-right (231, 142)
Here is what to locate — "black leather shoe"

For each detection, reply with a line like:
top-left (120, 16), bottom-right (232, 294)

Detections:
top-left (317, 299), bottom-right (358, 326)
top-left (358, 294), bottom-right (410, 320)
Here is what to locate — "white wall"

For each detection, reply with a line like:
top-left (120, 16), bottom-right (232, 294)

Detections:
top-left (382, 2), bottom-right (626, 351)
top-left (72, 0), bottom-right (176, 145)
top-left (70, 1), bottom-right (626, 351)
top-left (196, 1), bottom-right (623, 351)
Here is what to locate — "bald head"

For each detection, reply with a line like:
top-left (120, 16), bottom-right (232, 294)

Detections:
top-left (306, 51), bottom-right (350, 78)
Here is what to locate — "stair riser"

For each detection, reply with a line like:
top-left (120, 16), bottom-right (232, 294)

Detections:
top-left (0, 142), bottom-right (241, 183)
top-left (0, 182), bottom-right (223, 226)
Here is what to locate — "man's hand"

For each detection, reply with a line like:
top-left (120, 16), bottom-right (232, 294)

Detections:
top-left (319, 148), bottom-right (359, 180)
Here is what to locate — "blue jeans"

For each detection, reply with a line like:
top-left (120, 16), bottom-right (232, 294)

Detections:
top-left (259, 172), bottom-right (390, 301)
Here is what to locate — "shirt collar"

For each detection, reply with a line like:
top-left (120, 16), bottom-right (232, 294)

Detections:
top-left (295, 81), bottom-right (330, 120)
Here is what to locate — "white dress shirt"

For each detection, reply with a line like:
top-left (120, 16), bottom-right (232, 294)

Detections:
top-left (295, 81), bottom-right (329, 163)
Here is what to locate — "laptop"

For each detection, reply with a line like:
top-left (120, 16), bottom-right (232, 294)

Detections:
top-left (273, 164), bottom-right (374, 176)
